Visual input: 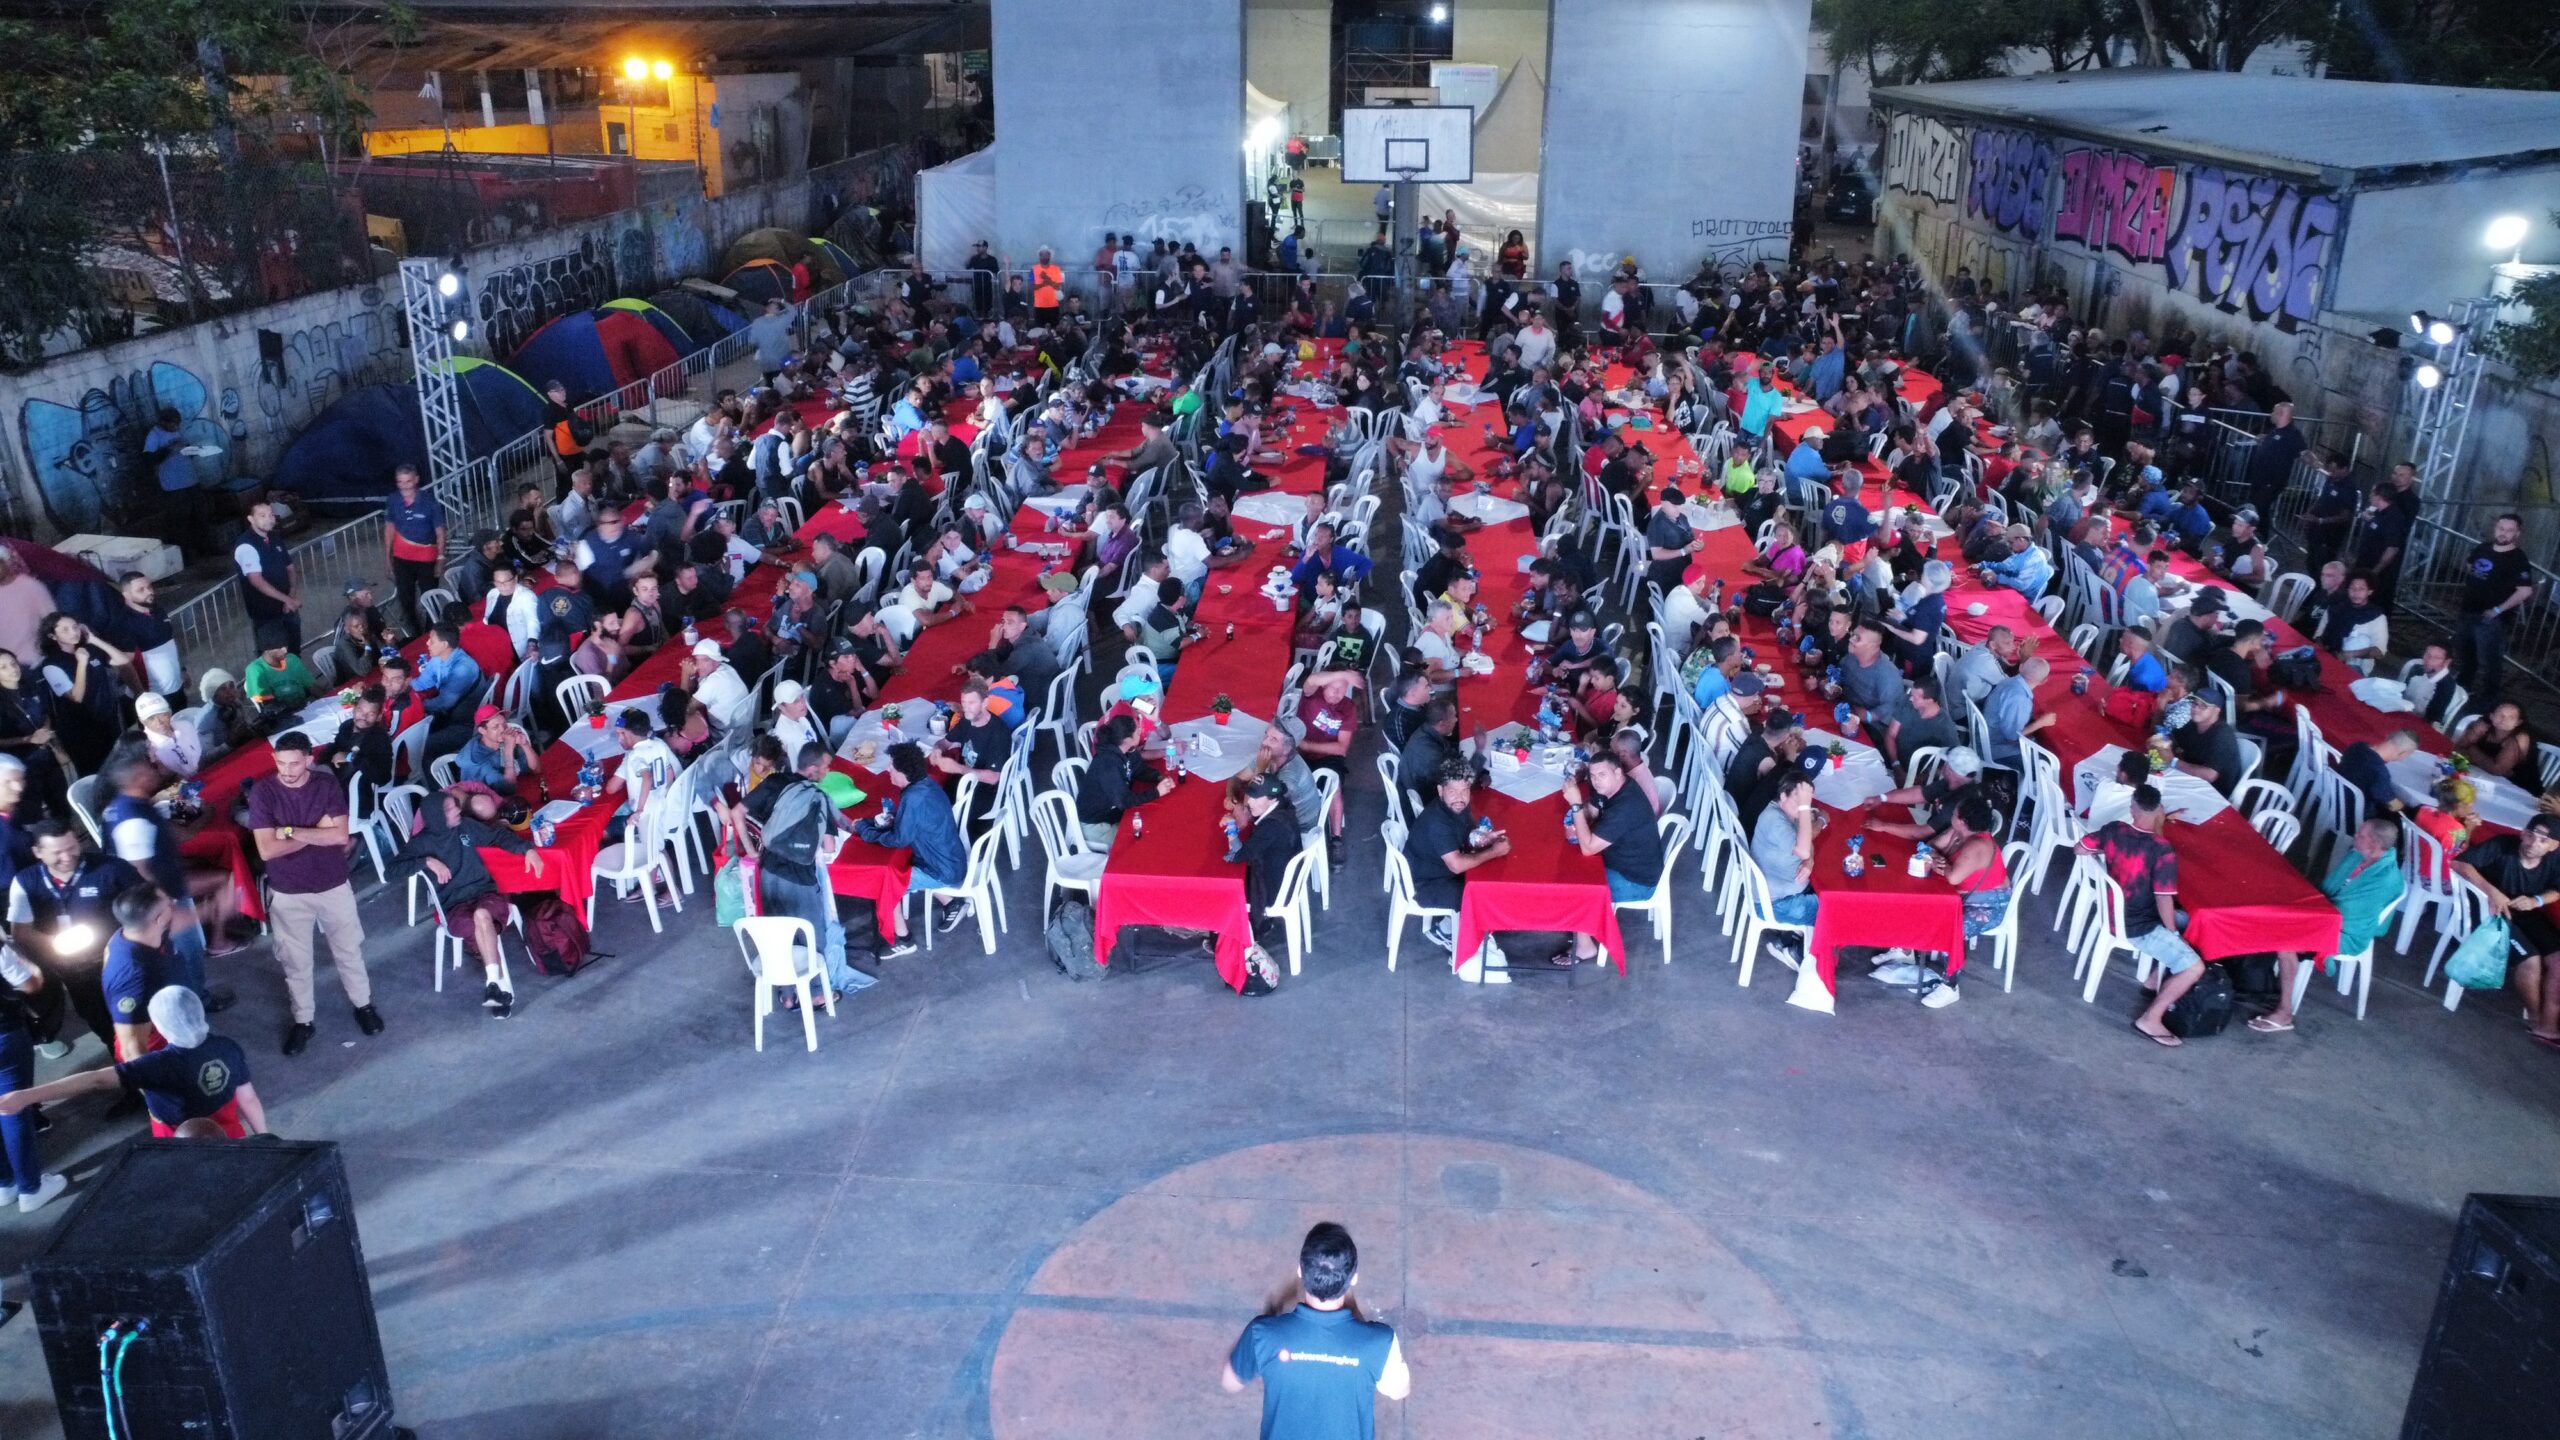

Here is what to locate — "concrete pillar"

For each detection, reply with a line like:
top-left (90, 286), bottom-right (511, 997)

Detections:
top-left (993, 0), bottom-right (1244, 268)
top-left (1537, 0), bottom-right (1810, 280)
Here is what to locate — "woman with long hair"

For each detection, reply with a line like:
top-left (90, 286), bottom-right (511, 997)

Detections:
top-left (0, 650), bottom-right (71, 821)
top-left (34, 612), bottom-right (129, 776)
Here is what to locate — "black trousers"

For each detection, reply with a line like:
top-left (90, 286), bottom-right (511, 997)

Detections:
top-left (393, 555), bottom-right (442, 635)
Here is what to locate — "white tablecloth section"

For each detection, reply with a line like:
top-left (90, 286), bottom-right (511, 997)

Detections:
top-left (1801, 728), bottom-right (1896, 809)
top-left (1164, 712), bottom-right (1267, 780)
top-left (1450, 491), bottom-right (1530, 527)
top-left (2072, 745), bottom-right (2232, 824)
top-left (2387, 752), bottom-right (2541, 831)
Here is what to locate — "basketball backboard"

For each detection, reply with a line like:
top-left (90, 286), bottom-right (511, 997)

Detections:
top-left (1341, 105), bottom-right (1475, 185)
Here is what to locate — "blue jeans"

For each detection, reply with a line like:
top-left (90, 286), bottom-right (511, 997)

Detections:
top-left (905, 869), bottom-right (962, 897)
top-left (1769, 891), bottom-right (1820, 926)
top-left (0, 1026), bottom-right (36, 1194)
top-left (168, 909), bottom-right (209, 997)
top-left (759, 869), bottom-right (875, 993)
top-left (1606, 871), bottom-right (1656, 905)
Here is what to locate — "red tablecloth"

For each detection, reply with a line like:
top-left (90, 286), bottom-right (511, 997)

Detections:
top-left (1800, 812), bottom-right (1967, 1009)
top-left (180, 825), bottom-right (266, 925)
top-left (2168, 809), bottom-right (2343, 961)
top-left (820, 758), bottom-right (914, 936)
top-left (1448, 791), bottom-right (1628, 974)
top-left (1093, 777), bottom-right (1253, 990)
top-left (484, 846), bottom-right (587, 914)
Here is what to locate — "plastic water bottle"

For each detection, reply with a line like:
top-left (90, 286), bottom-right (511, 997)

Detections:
top-left (878, 793), bottom-right (897, 829)
top-left (1845, 834), bottom-right (1866, 877)
top-left (1562, 803), bottom-right (1578, 839)
top-left (1833, 701), bottom-right (1853, 731)
top-left (2072, 665), bottom-right (2093, 695)
top-left (1908, 842), bottom-right (1933, 879)
top-left (1825, 664), bottom-right (1843, 689)
top-left (1472, 817), bottom-right (1494, 850)
top-left (683, 620), bottom-right (700, 648)
top-left (1222, 817), bottom-right (1241, 862)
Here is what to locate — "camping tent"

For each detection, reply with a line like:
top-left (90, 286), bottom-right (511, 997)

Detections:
top-left (601, 297), bottom-right (699, 356)
top-left (809, 237), bottom-right (859, 286)
top-left (647, 289), bottom-right (742, 342)
top-left (270, 359), bottom-right (547, 510)
top-left (5, 538), bottom-right (135, 655)
top-left (509, 309), bottom-right (684, 402)
top-left (915, 147), bottom-right (996, 275)
top-left (720, 257), bottom-right (795, 305)
top-left (722, 228), bottom-right (848, 288)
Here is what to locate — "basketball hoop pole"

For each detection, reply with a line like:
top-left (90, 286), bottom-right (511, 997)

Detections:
top-left (1390, 169), bottom-right (1421, 330)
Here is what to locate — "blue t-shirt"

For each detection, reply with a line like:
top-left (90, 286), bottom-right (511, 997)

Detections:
top-left (385, 488), bottom-right (447, 547)
top-left (1691, 663), bottom-right (1733, 710)
top-left (117, 1036), bottom-right (250, 1127)
top-left (102, 933), bottom-right (185, 1029)
top-left (1824, 496), bottom-right (1873, 545)
top-left (2124, 650), bottom-right (2168, 693)
top-left (1228, 1303), bottom-right (1399, 1440)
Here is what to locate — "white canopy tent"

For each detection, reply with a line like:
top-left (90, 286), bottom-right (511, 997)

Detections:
top-left (915, 146), bottom-right (998, 275)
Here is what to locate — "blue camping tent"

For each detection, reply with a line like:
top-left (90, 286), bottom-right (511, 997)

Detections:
top-left (271, 360), bottom-right (547, 510)
top-left (508, 311), bottom-right (620, 400)
top-left (601, 297), bottom-right (699, 356)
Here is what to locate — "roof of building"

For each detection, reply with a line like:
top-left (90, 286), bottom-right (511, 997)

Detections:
top-left (1871, 71), bottom-right (2560, 185)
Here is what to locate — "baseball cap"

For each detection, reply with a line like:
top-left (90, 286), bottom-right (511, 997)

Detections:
top-left (692, 638), bottom-right (724, 661)
top-left (2190, 588), bottom-right (2229, 616)
top-left (772, 679), bottom-right (807, 705)
top-left (343, 577), bottom-right (374, 597)
top-left (1730, 673), bottom-right (1766, 698)
top-left (1241, 773), bottom-right (1286, 801)
top-left (789, 569), bottom-right (819, 589)
top-left (474, 704), bottom-right (504, 725)
top-left (134, 692), bottom-right (171, 721)
top-left (1943, 745), bottom-right (1984, 778)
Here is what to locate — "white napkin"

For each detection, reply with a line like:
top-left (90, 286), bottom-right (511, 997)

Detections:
top-left (1166, 713), bottom-right (1268, 781)
top-left (1450, 491), bottom-right (1529, 526)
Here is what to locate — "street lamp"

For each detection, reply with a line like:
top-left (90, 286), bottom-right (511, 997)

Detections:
top-left (2486, 213), bottom-right (2530, 257)
top-left (652, 60), bottom-right (673, 81)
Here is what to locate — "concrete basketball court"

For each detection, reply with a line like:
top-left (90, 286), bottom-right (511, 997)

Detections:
top-left (1, 796), bottom-right (2554, 1439)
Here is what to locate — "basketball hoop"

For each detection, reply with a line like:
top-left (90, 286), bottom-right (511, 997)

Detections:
top-left (1388, 166), bottom-right (1423, 187)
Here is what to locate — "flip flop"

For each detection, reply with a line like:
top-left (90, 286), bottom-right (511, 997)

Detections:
top-left (2134, 1022), bottom-right (2182, 1048)
top-left (2246, 1015), bottom-right (2294, 1033)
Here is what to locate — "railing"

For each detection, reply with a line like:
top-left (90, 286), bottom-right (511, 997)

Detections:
top-left (2388, 511), bottom-right (2560, 706)
top-left (166, 512), bottom-right (392, 682)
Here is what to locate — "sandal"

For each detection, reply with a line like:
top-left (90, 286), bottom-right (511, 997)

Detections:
top-left (2245, 1015), bottom-right (2295, 1033)
top-left (2133, 1021), bottom-right (2182, 1048)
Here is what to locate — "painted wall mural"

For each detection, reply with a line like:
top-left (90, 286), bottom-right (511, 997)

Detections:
top-left (1881, 113), bottom-right (1963, 207)
top-left (18, 360), bottom-right (230, 537)
top-left (1965, 127), bottom-right (2054, 240)
top-left (474, 235), bottom-right (618, 359)
top-left (2161, 168), bottom-right (2341, 330)
top-left (2053, 147), bottom-right (2178, 265)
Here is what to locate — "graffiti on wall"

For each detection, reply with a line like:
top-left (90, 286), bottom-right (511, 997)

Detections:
top-left (1965, 127), bottom-right (2053, 240)
top-left (1881, 113), bottom-right (1962, 206)
top-left (2163, 168), bottom-right (2340, 330)
top-left (1100, 186), bottom-right (1227, 250)
top-left (18, 360), bottom-right (232, 537)
top-left (252, 293), bottom-right (405, 429)
top-left (474, 235), bottom-right (617, 359)
top-left (2052, 148), bottom-right (2178, 264)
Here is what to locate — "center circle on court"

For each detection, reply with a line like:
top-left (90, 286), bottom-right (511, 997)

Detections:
top-left (986, 1133), bottom-right (1828, 1437)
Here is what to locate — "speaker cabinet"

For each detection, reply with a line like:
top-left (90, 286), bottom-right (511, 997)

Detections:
top-left (27, 1139), bottom-right (396, 1440)
top-left (2402, 1193), bottom-right (2560, 1439)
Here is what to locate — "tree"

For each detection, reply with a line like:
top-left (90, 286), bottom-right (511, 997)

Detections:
top-left (2483, 214), bottom-right (2560, 382)
top-left (1815, 0), bottom-right (2137, 86)
top-left (2305, 0), bottom-right (2560, 90)
top-left (0, 0), bottom-right (410, 368)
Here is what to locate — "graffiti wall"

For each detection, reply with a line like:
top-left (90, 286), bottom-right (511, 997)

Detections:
top-left (1965, 126), bottom-right (2053, 241)
top-left (1881, 112), bottom-right (1963, 207)
top-left (1875, 107), bottom-right (2344, 334)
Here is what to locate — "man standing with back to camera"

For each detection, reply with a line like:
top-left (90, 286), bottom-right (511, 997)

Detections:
top-left (1222, 1222), bottom-right (1409, 1439)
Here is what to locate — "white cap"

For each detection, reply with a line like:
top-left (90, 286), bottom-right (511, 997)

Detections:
top-left (134, 692), bottom-right (172, 721)
top-left (772, 679), bottom-right (807, 706)
top-left (1943, 746), bottom-right (1984, 778)
top-left (692, 639), bottom-right (724, 662)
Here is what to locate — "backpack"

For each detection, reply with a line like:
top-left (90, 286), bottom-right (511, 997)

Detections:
top-left (1046, 898), bottom-right (1106, 981)
top-left (2164, 962), bottom-right (2234, 1038)
top-left (760, 780), bottom-right (831, 875)
top-left (521, 894), bottom-right (595, 976)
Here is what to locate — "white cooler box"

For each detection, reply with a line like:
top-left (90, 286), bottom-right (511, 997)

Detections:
top-left (59, 534), bottom-right (184, 582)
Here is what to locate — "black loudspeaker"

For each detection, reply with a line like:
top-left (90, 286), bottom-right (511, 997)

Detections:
top-left (2402, 1193), bottom-right (2560, 1439)
top-left (27, 1139), bottom-right (397, 1440)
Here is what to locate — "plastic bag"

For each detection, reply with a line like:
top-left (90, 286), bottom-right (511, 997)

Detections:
top-left (2445, 916), bottom-right (2512, 990)
top-left (713, 855), bottom-right (760, 928)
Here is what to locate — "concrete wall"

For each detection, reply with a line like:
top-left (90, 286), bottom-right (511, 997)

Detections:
top-left (1246, 0), bottom-right (1332, 134)
top-left (1452, 0), bottom-right (1549, 176)
top-left (993, 0), bottom-right (1243, 262)
top-left (0, 145), bottom-right (921, 543)
top-left (2331, 178), bottom-right (2560, 321)
top-left (1538, 0), bottom-right (1809, 279)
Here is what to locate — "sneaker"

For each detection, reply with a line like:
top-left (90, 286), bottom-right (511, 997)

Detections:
top-left (481, 981), bottom-right (508, 1013)
top-left (1423, 918), bottom-right (1456, 950)
top-left (881, 939), bottom-right (919, 960)
top-left (937, 900), bottom-right (975, 934)
top-left (202, 984), bottom-right (238, 1013)
top-left (1868, 948), bottom-right (1916, 969)
top-left (33, 1041), bottom-right (69, 1061)
top-left (487, 988), bottom-right (514, 1020)
top-left (1765, 937), bottom-right (1805, 970)
top-left (1921, 977), bottom-right (1962, 1009)
top-left (17, 1172), bottom-right (67, 1214)
top-left (1870, 962), bottom-right (1926, 988)
top-left (281, 1022), bottom-right (315, 1057)
top-left (352, 1004), bottom-right (385, 1037)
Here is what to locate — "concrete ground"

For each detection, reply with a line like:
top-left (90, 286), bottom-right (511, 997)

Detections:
top-left (1, 763), bottom-right (2554, 1440)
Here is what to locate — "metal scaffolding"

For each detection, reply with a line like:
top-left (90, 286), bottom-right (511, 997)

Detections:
top-left (398, 257), bottom-right (473, 497)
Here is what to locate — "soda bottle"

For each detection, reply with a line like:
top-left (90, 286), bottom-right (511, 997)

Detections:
top-left (1222, 817), bottom-right (1242, 862)
top-left (1132, 811), bottom-right (1146, 840)
top-left (1845, 834), bottom-right (1866, 876)
top-left (1225, 622), bottom-right (1235, 641)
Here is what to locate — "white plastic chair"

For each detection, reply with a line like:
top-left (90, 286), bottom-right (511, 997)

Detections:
top-left (2250, 807), bottom-right (2300, 852)
top-left (2290, 895), bottom-right (2402, 1022)
top-left (1733, 855), bottom-right (1815, 989)
top-left (1029, 790), bottom-right (1106, 917)
top-left (391, 719), bottom-right (428, 783)
top-left (736, 915), bottom-right (835, 1052)
top-left (408, 871), bottom-right (520, 993)
top-left (427, 754), bottom-right (461, 789)
top-left (2232, 777), bottom-right (2296, 819)
top-left (556, 674), bottom-right (611, 725)
top-left (66, 774), bottom-right (108, 847)
top-left (588, 791), bottom-right (686, 932)
top-left (2395, 822), bottom-right (2461, 959)
top-left (1264, 848), bottom-right (1321, 975)
top-left (919, 825), bottom-right (1008, 954)
top-left (349, 778), bottom-right (417, 886)
top-left (2065, 853), bottom-right (2146, 1003)
top-left (1379, 820), bottom-right (1457, 972)
top-left (1613, 812), bottom-right (1692, 966)
top-left (1375, 752), bottom-right (1406, 823)
top-left (2264, 571), bottom-right (2313, 626)
top-left (1974, 841), bottom-right (2032, 991)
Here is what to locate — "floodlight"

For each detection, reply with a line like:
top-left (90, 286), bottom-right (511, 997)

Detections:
top-left (652, 60), bottom-right (674, 81)
top-left (2485, 214), bottom-right (2530, 252)
top-left (435, 271), bottom-right (460, 298)
top-left (450, 318), bottom-right (472, 343)
top-left (2415, 363), bottom-right (2443, 390)
top-left (623, 57), bottom-right (648, 80)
